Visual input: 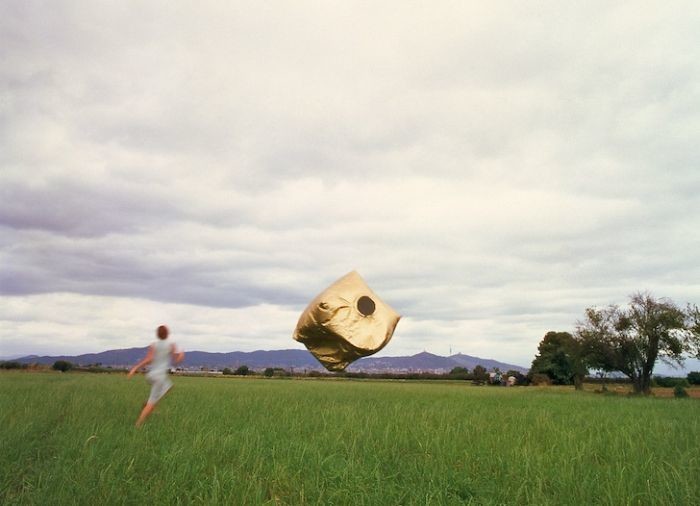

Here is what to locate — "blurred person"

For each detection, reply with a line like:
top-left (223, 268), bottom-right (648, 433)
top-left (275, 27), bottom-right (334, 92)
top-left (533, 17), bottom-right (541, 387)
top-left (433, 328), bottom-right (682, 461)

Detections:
top-left (128, 325), bottom-right (185, 427)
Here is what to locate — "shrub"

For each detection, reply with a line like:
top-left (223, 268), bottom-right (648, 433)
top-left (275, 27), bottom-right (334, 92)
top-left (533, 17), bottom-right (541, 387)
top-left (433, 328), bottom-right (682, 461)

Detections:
top-left (52, 360), bottom-right (73, 372)
top-left (674, 385), bottom-right (689, 398)
top-left (222, 368), bottom-right (232, 375)
top-left (264, 368), bottom-right (274, 377)
top-left (0, 361), bottom-right (27, 370)
top-left (687, 371), bottom-right (700, 385)
top-left (448, 367), bottom-right (470, 380)
top-left (530, 373), bottom-right (552, 386)
top-left (653, 376), bottom-right (689, 388)
top-left (506, 370), bottom-right (528, 386)
top-left (472, 365), bottom-right (488, 382)
top-left (234, 365), bottom-right (250, 376)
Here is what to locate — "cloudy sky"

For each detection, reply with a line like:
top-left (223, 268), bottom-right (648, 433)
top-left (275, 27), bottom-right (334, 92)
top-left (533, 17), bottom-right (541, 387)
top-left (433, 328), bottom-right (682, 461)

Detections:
top-left (2, 2), bottom-right (699, 372)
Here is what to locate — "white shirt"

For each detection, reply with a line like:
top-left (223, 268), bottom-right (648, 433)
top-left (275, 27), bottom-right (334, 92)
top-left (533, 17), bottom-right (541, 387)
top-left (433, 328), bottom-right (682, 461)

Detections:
top-left (150, 339), bottom-right (173, 375)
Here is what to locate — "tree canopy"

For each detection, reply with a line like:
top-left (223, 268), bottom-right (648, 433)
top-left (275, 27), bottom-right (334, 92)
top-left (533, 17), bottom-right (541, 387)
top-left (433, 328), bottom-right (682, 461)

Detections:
top-left (472, 365), bottom-right (488, 382)
top-left (52, 360), bottom-right (73, 372)
top-left (575, 292), bottom-right (700, 395)
top-left (529, 331), bottom-right (587, 388)
top-left (233, 365), bottom-right (250, 376)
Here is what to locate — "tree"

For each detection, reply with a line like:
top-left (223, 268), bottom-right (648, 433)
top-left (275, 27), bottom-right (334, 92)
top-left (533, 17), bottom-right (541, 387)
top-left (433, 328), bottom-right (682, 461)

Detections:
top-left (448, 366), bottom-right (469, 380)
top-left (575, 293), bottom-right (700, 395)
top-left (52, 360), bottom-right (73, 372)
top-left (264, 367), bottom-right (274, 377)
top-left (687, 371), bottom-right (700, 385)
top-left (472, 365), bottom-right (488, 382)
top-left (674, 385), bottom-right (689, 398)
top-left (653, 376), bottom-right (688, 388)
top-left (529, 331), bottom-right (587, 389)
top-left (0, 361), bottom-right (26, 370)
top-left (234, 365), bottom-right (250, 376)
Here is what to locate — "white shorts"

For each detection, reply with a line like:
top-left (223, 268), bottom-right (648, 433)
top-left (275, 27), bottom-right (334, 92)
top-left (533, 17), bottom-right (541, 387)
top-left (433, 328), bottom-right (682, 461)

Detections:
top-left (146, 370), bottom-right (173, 404)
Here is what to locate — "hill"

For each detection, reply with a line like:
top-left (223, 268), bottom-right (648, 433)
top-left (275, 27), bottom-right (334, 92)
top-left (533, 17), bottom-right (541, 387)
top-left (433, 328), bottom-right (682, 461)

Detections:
top-left (14, 348), bottom-right (528, 373)
top-left (349, 351), bottom-right (527, 373)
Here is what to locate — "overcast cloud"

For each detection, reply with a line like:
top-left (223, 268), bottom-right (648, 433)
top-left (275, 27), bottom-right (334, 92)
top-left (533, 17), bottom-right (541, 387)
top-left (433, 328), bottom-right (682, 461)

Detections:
top-left (2, 1), bottom-right (699, 373)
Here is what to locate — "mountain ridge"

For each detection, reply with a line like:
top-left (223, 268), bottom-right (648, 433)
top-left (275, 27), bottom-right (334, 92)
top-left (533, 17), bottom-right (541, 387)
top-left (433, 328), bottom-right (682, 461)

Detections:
top-left (12, 347), bottom-right (528, 373)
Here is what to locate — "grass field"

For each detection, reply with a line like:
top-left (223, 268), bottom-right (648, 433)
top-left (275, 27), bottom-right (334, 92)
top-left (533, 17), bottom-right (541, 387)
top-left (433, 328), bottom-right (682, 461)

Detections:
top-left (2, 372), bottom-right (699, 505)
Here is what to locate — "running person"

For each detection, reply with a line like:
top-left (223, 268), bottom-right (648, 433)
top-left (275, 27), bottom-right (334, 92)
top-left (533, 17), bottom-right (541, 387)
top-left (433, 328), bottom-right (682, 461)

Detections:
top-left (128, 325), bottom-right (185, 427)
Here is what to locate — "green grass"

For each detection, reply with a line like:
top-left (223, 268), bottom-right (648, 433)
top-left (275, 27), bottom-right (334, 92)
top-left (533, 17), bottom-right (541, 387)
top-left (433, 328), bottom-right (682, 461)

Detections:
top-left (1, 372), bottom-right (699, 505)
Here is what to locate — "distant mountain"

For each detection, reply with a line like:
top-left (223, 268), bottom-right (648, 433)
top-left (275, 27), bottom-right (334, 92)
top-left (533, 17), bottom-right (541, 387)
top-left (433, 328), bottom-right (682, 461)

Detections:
top-left (182, 349), bottom-right (320, 369)
top-left (13, 348), bottom-right (321, 370)
top-left (350, 351), bottom-right (452, 371)
top-left (350, 351), bottom-right (528, 374)
top-left (13, 348), bottom-right (150, 367)
top-left (13, 347), bottom-right (528, 373)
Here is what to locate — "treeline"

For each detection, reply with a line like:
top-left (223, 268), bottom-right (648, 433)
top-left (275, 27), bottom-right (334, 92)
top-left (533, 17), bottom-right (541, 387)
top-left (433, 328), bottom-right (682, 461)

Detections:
top-left (0, 361), bottom-right (29, 370)
top-left (4, 359), bottom-right (699, 388)
top-left (0, 360), bottom-right (124, 373)
top-left (528, 292), bottom-right (700, 395)
top-left (220, 365), bottom-right (529, 384)
top-left (218, 365), bottom-right (699, 386)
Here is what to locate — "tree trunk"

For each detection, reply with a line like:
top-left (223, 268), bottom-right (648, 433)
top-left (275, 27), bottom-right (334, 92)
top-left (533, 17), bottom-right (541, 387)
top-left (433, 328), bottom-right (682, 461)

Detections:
top-left (632, 375), bottom-right (643, 395)
top-left (631, 374), bottom-right (652, 395)
top-left (573, 374), bottom-right (583, 391)
top-left (640, 372), bottom-right (652, 395)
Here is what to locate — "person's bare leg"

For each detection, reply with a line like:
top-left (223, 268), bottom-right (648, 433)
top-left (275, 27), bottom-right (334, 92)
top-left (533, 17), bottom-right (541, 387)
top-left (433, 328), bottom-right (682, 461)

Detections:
top-left (135, 402), bottom-right (156, 427)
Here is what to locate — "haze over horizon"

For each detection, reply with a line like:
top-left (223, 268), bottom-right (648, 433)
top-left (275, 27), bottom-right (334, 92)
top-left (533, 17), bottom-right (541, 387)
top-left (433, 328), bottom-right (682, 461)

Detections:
top-left (2, 2), bottom-right (699, 375)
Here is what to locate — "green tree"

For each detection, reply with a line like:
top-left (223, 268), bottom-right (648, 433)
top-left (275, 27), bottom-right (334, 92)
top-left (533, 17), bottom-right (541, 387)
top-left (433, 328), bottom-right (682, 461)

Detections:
top-left (234, 365), bottom-right (250, 376)
top-left (52, 360), bottom-right (73, 372)
top-left (653, 376), bottom-right (688, 388)
top-left (529, 331), bottom-right (587, 388)
top-left (687, 371), bottom-right (700, 385)
top-left (0, 361), bottom-right (25, 369)
top-left (674, 385), bottom-right (689, 398)
top-left (576, 293), bottom-right (700, 395)
top-left (472, 365), bottom-right (488, 382)
top-left (264, 367), bottom-right (274, 377)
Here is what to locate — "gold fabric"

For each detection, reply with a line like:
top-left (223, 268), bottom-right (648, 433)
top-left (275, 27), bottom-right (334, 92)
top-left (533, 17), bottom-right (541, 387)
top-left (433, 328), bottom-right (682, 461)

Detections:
top-left (293, 271), bottom-right (401, 371)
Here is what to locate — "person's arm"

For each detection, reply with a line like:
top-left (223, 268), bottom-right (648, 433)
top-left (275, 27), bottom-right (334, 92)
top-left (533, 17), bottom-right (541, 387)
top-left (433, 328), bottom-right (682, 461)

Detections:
top-left (127, 346), bottom-right (154, 378)
top-left (171, 344), bottom-right (185, 365)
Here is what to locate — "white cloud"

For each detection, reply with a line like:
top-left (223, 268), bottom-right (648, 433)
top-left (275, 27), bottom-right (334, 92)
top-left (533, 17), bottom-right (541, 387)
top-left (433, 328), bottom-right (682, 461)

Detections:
top-left (1, 1), bottom-right (699, 370)
top-left (0, 293), bottom-right (303, 357)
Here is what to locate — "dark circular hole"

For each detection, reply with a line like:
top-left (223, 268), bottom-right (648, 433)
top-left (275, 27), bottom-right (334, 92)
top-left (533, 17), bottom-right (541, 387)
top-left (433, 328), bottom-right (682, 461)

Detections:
top-left (357, 296), bottom-right (376, 316)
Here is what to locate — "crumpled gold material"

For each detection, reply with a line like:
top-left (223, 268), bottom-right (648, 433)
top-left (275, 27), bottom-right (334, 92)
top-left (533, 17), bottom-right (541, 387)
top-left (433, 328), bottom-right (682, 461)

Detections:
top-left (293, 271), bottom-right (401, 371)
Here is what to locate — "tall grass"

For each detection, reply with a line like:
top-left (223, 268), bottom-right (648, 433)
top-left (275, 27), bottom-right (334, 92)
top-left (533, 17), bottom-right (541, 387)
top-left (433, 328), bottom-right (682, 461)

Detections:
top-left (1, 372), bottom-right (698, 505)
